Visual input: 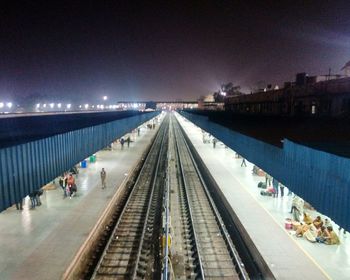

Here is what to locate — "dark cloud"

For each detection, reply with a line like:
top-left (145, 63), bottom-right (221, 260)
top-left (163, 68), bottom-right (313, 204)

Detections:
top-left (1, 1), bottom-right (350, 103)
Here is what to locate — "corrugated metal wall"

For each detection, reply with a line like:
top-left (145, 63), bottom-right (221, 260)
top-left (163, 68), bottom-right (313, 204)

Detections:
top-left (180, 111), bottom-right (350, 231)
top-left (0, 112), bottom-right (159, 211)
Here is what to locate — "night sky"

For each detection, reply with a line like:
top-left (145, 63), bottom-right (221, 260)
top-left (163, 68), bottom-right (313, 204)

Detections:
top-left (1, 1), bottom-right (350, 104)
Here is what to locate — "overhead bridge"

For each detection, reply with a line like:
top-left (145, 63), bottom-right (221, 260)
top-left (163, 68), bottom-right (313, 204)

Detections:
top-left (0, 110), bottom-right (160, 211)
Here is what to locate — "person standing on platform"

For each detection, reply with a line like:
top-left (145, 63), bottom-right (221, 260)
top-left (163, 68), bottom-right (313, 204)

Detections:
top-left (126, 136), bottom-right (131, 148)
top-left (120, 138), bottom-right (125, 149)
top-left (67, 174), bottom-right (75, 199)
top-left (59, 175), bottom-right (66, 197)
top-left (265, 173), bottom-right (272, 187)
top-left (241, 158), bottom-right (247, 167)
top-left (100, 168), bottom-right (107, 189)
top-left (280, 183), bottom-right (285, 197)
top-left (272, 178), bottom-right (279, 197)
top-left (29, 191), bottom-right (37, 209)
top-left (212, 138), bottom-right (217, 148)
top-left (15, 198), bottom-right (23, 210)
top-left (137, 128), bottom-right (140, 136)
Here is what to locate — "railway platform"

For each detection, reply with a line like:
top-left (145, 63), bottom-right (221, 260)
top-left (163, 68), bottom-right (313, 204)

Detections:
top-left (176, 112), bottom-right (349, 279)
top-left (0, 119), bottom-right (159, 280)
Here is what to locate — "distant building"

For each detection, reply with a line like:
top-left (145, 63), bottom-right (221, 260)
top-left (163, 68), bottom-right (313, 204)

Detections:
top-left (225, 72), bottom-right (350, 118)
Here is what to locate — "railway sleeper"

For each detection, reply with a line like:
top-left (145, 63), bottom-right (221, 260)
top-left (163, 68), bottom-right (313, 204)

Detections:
top-left (202, 260), bottom-right (236, 269)
top-left (106, 247), bottom-right (138, 254)
top-left (203, 268), bottom-right (237, 277)
top-left (97, 265), bottom-right (133, 275)
top-left (109, 241), bottom-right (139, 248)
top-left (199, 247), bottom-right (231, 255)
top-left (101, 259), bottom-right (130, 267)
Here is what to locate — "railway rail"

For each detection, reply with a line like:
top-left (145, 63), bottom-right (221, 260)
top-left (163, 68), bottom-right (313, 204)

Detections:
top-left (170, 114), bottom-right (248, 279)
top-left (91, 115), bottom-right (169, 279)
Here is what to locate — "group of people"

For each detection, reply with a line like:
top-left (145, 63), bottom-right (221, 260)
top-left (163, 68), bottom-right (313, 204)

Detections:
top-left (59, 173), bottom-right (77, 199)
top-left (258, 175), bottom-right (289, 198)
top-left (119, 136), bottom-right (131, 149)
top-left (293, 213), bottom-right (340, 245)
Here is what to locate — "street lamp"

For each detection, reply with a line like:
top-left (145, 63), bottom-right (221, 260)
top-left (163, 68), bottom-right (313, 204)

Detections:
top-left (103, 96), bottom-right (108, 101)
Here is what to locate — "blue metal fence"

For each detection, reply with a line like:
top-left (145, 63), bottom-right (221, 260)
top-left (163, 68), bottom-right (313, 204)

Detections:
top-left (0, 112), bottom-right (159, 211)
top-left (180, 111), bottom-right (350, 231)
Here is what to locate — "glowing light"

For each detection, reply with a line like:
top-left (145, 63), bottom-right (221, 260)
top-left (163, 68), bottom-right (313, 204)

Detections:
top-left (57, 103), bottom-right (62, 108)
top-left (84, 104), bottom-right (89, 109)
top-left (101, 104), bottom-right (104, 109)
top-left (50, 103), bottom-right (54, 108)
top-left (103, 96), bottom-right (108, 101)
top-left (0, 102), bottom-right (4, 108)
top-left (66, 104), bottom-right (71, 109)
top-left (36, 103), bottom-right (40, 108)
top-left (7, 102), bottom-right (12, 108)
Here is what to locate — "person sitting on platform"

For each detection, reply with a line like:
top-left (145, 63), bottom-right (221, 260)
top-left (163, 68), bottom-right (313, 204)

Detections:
top-left (295, 223), bottom-right (310, 237)
top-left (313, 216), bottom-right (323, 229)
top-left (325, 226), bottom-right (340, 245)
top-left (303, 223), bottom-right (318, 243)
top-left (316, 226), bottom-right (330, 243)
top-left (303, 212), bottom-right (313, 225)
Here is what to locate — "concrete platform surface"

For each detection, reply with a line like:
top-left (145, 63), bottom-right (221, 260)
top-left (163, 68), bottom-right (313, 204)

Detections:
top-left (176, 113), bottom-right (349, 280)
top-left (0, 119), bottom-right (160, 280)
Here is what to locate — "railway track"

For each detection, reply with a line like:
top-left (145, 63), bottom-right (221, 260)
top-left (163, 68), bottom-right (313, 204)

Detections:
top-left (91, 116), bottom-right (169, 279)
top-left (170, 114), bottom-right (248, 280)
top-left (87, 113), bottom-right (253, 280)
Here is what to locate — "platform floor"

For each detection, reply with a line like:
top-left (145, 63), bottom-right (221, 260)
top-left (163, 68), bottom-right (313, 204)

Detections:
top-left (176, 112), bottom-right (349, 280)
top-left (0, 120), bottom-right (159, 280)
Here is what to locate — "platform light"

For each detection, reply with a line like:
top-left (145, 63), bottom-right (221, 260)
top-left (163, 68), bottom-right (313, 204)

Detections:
top-left (57, 103), bottom-right (62, 108)
top-left (100, 104), bottom-right (104, 109)
top-left (97, 105), bottom-right (100, 109)
top-left (0, 102), bottom-right (4, 108)
top-left (84, 104), bottom-right (89, 109)
top-left (43, 104), bottom-right (47, 108)
top-left (79, 105), bottom-right (82, 108)
top-left (103, 95), bottom-right (108, 101)
top-left (92, 105), bottom-right (95, 108)
top-left (49, 103), bottom-right (54, 109)
top-left (133, 103), bottom-right (138, 109)
top-left (66, 104), bottom-right (71, 109)
top-left (36, 103), bottom-right (40, 108)
top-left (7, 102), bottom-right (12, 108)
